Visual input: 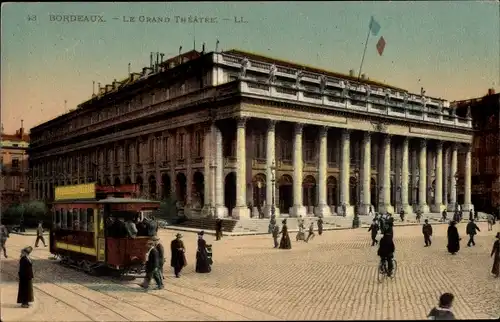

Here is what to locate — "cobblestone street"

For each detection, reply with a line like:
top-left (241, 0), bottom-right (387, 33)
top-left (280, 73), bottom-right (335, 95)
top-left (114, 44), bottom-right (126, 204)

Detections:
top-left (1, 222), bottom-right (499, 321)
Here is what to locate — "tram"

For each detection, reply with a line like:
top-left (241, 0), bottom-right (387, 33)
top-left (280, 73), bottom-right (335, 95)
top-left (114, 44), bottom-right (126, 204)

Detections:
top-left (49, 183), bottom-right (161, 276)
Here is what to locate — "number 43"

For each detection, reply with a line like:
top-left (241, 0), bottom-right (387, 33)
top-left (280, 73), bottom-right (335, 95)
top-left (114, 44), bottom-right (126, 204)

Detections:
top-left (27, 15), bottom-right (36, 21)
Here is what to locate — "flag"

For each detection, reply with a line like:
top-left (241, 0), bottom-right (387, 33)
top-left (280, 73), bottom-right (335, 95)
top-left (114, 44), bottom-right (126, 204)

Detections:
top-left (376, 36), bottom-right (386, 56)
top-left (369, 16), bottom-right (381, 36)
top-left (216, 39), bottom-right (220, 52)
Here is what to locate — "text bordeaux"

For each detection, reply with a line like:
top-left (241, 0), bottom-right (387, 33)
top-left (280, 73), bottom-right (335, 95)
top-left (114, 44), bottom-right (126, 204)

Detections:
top-left (122, 15), bottom-right (218, 24)
top-left (49, 14), bottom-right (106, 23)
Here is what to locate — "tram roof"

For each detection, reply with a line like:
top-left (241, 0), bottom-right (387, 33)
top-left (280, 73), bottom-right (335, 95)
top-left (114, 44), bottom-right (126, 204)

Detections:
top-left (52, 197), bottom-right (161, 204)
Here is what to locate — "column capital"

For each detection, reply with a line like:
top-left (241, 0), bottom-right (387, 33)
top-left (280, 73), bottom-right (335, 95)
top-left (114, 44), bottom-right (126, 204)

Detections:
top-left (435, 140), bottom-right (443, 149)
top-left (465, 144), bottom-right (472, 153)
top-left (363, 131), bottom-right (372, 141)
top-left (451, 142), bottom-right (459, 151)
top-left (295, 123), bottom-right (304, 134)
top-left (383, 134), bottom-right (392, 144)
top-left (319, 126), bottom-right (328, 137)
top-left (341, 128), bottom-right (351, 140)
top-left (420, 139), bottom-right (427, 149)
top-left (268, 119), bottom-right (277, 130)
top-left (236, 117), bottom-right (248, 128)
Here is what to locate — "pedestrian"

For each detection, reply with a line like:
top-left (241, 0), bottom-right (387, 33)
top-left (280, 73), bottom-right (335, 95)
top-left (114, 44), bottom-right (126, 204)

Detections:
top-left (368, 219), bottom-right (379, 246)
top-left (305, 222), bottom-right (315, 243)
top-left (466, 219), bottom-right (480, 247)
top-left (195, 231), bottom-right (212, 273)
top-left (487, 213), bottom-right (495, 231)
top-left (491, 232), bottom-right (500, 278)
top-left (154, 236), bottom-right (165, 279)
top-left (170, 233), bottom-right (186, 278)
top-left (441, 210), bottom-right (447, 223)
top-left (272, 224), bottom-right (280, 248)
top-left (342, 203), bottom-right (346, 217)
top-left (35, 222), bottom-right (47, 247)
top-left (279, 219), bottom-right (292, 250)
top-left (17, 246), bottom-right (34, 308)
top-left (140, 240), bottom-right (163, 290)
top-left (0, 220), bottom-right (9, 258)
top-left (474, 209), bottom-right (479, 221)
top-left (400, 209), bottom-right (405, 222)
top-left (369, 205), bottom-right (373, 216)
top-left (317, 217), bottom-right (324, 236)
top-left (447, 221), bottom-right (461, 255)
top-left (416, 210), bottom-right (422, 223)
top-left (215, 219), bottom-right (223, 241)
top-left (422, 219), bottom-right (433, 247)
top-left (427, 293), bottom-right (456, 320)
top-left (469, 209), bottom-right (473, 222)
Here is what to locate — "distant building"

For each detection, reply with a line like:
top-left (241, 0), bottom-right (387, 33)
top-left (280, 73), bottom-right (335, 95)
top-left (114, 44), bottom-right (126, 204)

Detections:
top-left (453, 90), bottom-right (500, 212)
top-left (1, 122), bottom-right (30, 209)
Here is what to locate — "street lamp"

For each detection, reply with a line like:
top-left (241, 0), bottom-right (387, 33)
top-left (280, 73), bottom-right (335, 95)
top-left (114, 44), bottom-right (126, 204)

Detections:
top-left (270, 161), bottom-right (276, 225)
top-left (354, 168), bottom-right (360, 213)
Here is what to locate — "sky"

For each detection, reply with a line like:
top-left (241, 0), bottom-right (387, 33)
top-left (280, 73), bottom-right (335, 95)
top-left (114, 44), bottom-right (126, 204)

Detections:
top-left (1, 2), bottom-right (499, 134)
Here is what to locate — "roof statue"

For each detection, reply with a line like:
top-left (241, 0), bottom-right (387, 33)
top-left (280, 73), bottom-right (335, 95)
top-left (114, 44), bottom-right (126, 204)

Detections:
top-left (268, 64), bottom-right (277, 84)
top-left (295, 70), bottom-right (303, 88)
top-left (319, 75), bottom-right (327, 92)
top-left (240, 57), bottom-right (250, 78)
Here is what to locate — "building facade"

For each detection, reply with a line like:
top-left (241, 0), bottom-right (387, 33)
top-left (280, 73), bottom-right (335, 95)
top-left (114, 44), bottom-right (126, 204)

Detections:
top-left (28, 49), bottom-right (474, 219)
top-left (454, 91), bottom-right (500, 212)
top-left (1, 124), bottom-right (30, 209)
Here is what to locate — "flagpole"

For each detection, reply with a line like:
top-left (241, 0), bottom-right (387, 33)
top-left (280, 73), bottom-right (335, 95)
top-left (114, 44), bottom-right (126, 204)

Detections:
top-left (357, 24), bottom-right (372, 81)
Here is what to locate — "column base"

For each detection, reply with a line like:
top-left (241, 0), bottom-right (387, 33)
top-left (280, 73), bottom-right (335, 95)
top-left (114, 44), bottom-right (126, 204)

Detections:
top-left (314, 204), bottom-right (331, 217)
top-left (447, 203), bottom-right (458, 212)
top-left (337, 205), bottom-right (354, 217)
top-left (231, 206), bottom-right (250, 219)
top-left (401, 204), bottom-right (413, 216)
top-left (461, 203), bottom-right (473, 212)
top-left (419, 204), bottom-right (430, 214)
top-left (215, 205), bottom-right (228, 218)
top-left (201, 205), bottom-right (214, 218)
top-left (378, 204), bottom-right (394, 215)
top-left (430, 204), bottom-right (446, 213)
top-left (291, 205), bottom-right (307, 218)
top-left (358, 204), bottom-right (375, 216)
top-left (264, 205), bottom-right (280, 218)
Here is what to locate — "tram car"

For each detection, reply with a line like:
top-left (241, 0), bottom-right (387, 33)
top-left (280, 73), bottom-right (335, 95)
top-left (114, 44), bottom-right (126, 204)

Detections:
top-left (49, 183), bottom-right (161, 276)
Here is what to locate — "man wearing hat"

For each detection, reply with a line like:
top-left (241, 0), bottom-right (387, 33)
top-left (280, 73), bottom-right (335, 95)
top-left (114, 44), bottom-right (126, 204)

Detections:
top-left (491, 232), bottom-right (500, 278)
top-left (140, 240), bottom-right (163, 290)
top-left (170, 233), bottom-right (186, 278)
top-left (17, 246), bottom-right (34, 307)
top-left (153, 237), bottom-right (165, 279)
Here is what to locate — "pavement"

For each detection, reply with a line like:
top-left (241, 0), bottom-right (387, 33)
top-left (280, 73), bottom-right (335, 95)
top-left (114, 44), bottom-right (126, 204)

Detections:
top-left (1, 221), bottom-right (499, 321)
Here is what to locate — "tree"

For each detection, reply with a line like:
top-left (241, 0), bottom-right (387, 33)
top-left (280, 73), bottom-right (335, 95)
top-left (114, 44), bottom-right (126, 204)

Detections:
top-left (2, 204), bottom-right (25, 225)
top-left (22, 201), bottom-right (49, 227)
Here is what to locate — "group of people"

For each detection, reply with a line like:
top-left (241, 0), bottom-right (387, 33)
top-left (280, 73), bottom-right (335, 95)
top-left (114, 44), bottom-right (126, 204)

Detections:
top-left (106, 213), bottom-right (158, 238)
top-left (141, 231), bottom-right (213, 290)
top-left (270, 216), bottom-right (325, 250)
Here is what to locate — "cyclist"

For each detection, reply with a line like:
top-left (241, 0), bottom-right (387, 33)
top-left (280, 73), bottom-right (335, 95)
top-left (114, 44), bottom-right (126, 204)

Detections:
top-left (377, 232), bottom-right (395, 277)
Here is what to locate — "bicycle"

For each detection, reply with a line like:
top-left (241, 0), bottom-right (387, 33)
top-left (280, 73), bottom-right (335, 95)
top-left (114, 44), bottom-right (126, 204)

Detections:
top-left (377, 257), bottom-right (397, 283)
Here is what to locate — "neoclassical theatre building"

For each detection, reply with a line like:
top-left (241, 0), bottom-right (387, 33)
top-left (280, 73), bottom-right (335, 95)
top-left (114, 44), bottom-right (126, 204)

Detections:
top-left (29, 49), bottom-right (473, 218)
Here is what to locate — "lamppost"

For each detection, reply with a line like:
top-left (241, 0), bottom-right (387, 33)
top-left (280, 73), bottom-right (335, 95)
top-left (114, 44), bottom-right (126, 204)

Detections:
top-left (270, 161), bottom-right (276, 225)
top-left (354, 168), bottom-right (360, 214)
top-left (454, 172), bottom-right (459, 210)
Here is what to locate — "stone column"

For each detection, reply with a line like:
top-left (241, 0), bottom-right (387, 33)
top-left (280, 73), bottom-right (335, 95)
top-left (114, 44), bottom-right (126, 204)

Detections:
top-left (448, 143), bottom-right (458, 211)
top-left (202, 125), bottom-right (213, 216)
top-left (315, 126), bottom-right (331, 217)
top-left (214, 125), bottom-right (227, 218)
top-left (401, 137), bottom-right (413, 215)
top-left (443, 146), bottom-right (449, 208)
top-left (463, 144), bottom-right (473, 211)
top-left (292, 123), bottom-right (306, 217)
top-left (337, 129), bottom-right (353, 216)
top-left (379, 135), bottom-right (394, 214)
top-left (418, 139), bottom-right (430, 213)
top-left (265, 120), bottom-right (280, 218)
top-left (232, 117), bottom-right (250, 218)
top-left (185, 131), bottom-right (193, 214)
top-left (359, 131), bottom-right (371, 215)
top-left (411, 149), bottom-right (418, 209)
top-left (432, 141), bottom-right (445, 212)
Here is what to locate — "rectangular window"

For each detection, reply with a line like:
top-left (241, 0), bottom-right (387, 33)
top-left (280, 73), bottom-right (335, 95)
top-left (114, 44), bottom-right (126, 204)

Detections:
top-left (80, 209), bottom-right (87, 231)
top-left (178, 133), bottom-right (185, 160)
top-left (305, 140), bottom-right (314, 162)
top-left (149, 139), bottom-right (155, 160)
top-left (280, 139), bottom-right (292, 161)
top-left (12, 158), bottom-right (19, 168)
top-left (87, 208), bottom-right (94, 232)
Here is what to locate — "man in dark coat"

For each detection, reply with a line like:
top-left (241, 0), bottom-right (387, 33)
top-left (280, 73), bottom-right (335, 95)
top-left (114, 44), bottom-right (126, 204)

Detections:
top-left (368, 219), bottom-right (379, 246)
top-left (469, 209), bottom-right (474, 221)
top-left (272, 224), bottom-right (280, 248)
top-left (377, 233), bottom-right (395, 277)
top-left (141, 240), bottom-right (163, 290)
top-left (447, 221), bottom-right (460, 255)
top-left (441, 210), bottom-right (447, 223)
top-left (427, 293), bottom-right (456, 320)
top-left (170, 233), bottom-right (186, 278)
top-left (305, 222), bottom-right (315, 243)
top-left (317, 217), bottom-right (324, 236)
top-left (154, 236), bottom-right (165, 278)
top-left (466, 219), bottom-right (480, 247)
top-left (491, 232), bottom-right (500, 278)
top-left (17, 246), bottom-right (34, 308)
top-left (215, 219), bottom-right (223, 241)
top-left (422, 219), bottom-right (433, 247)
top-left (399, 209), bottom-right (405, 222)
top-left (195, 231), bottom-right (212, 273)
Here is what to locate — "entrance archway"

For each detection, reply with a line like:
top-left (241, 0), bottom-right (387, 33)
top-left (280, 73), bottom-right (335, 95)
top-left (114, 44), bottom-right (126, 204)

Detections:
top-left (279, 174), bottom-right (293, 214)
top-left (149, 175), bottom-right (157, 200)
top-left (193, 172), bottom-right (204, 208)
top-left (125, 176), bottom-right (132, 184)
top-left (176, 173), bottom-right (187, 205)
top-left (224, 172), bottom-right (237, 215)
top-left (114, 177), bottom-right (121, 186)
top-left (104, 177), bottom-right (111, 185)
top-left (136, 176), bottom-right (144, 196)
top-left (161, 174), bottom-right (171, 200)
top-left (327, 176), bottom-right (338, 207)
top-left (252, 173), bottom-right (266, 212)
top-left (390, 180), bottom-right (395, 206)
top-left (302, 175), bottom-right (316, 212)
top-left (349, 177), bottom-right (358, 205)
top-left (415, 179), bottom-right (420, 205)
top-left (370, 178), bottom-right (377, 207)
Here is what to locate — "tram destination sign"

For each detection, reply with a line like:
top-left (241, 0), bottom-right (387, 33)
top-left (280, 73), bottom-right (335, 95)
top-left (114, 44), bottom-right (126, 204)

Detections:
top-left (55, 183), bottom-right (96, 201)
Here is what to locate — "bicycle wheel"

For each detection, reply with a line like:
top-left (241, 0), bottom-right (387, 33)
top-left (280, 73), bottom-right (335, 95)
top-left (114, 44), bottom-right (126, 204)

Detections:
top-left (377, 263), bottom-right (386, 283)
top-left (392, 259), bottom-right (398, 277)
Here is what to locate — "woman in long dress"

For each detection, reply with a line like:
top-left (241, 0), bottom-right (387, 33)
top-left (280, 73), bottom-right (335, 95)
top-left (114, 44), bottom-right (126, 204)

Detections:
top-left (447, 221), bottom-right (460, 255)
top-left (195, 231), bottom-right (211, 273)
top-left (491, 232), bottom-right (500, 278)
top-left (17, 246), bottom-right (34, 308)
top-left (279, 219), bottom-right (292, 249)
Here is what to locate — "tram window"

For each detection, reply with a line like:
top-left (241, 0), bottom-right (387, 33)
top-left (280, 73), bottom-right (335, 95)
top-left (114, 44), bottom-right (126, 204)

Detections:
top-left (87, 208), bottom-right (94, 232)
top-left (80, 209), bottom-right (87, 231)
top-left (61, 209), bottom-right (67, 229)
top-left (54, 210), bottom-right (59, 225)
top-left (73, 209), bottom-right (80, 231)
top-left (67, 209), bottom-right (73, 229)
